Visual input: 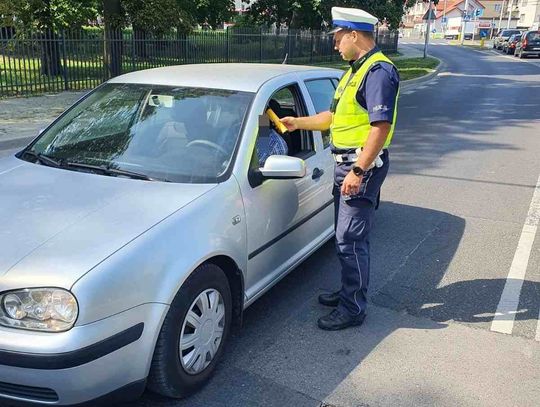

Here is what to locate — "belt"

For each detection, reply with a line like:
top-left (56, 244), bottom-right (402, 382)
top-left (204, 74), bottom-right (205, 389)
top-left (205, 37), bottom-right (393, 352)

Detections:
top-left (332, 148), bottom-right (385, 168)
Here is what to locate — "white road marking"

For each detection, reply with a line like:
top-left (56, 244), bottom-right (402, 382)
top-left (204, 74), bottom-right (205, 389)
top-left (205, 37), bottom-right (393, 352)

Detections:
top-left (491, 173), bottom-right (540, 336)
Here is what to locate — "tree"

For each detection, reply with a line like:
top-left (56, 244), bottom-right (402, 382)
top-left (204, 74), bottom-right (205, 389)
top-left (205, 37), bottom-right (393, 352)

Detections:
top-left (4, 0), bottom-right (99, 76)
top-left (246, 0), bottom-right (417, 30)
top-left (245, 0), bottom-right (322, 29)
top-left (5, 0), bottom-right (99, 31)
top-left (193, 0), bottom-right (235, 29)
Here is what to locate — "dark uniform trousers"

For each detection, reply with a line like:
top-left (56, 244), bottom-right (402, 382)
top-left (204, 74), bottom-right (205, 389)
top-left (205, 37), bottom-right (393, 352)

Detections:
top-left (332, 149), bottom-right (389, 317)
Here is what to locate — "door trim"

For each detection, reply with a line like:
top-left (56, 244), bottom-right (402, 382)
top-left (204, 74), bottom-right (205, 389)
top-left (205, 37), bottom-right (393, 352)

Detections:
top-left (248, 198), bottom-right (333, 260)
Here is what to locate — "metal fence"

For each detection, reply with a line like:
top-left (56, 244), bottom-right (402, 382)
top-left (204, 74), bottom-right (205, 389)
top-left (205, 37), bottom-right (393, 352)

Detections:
top-left (0, 27), bottom-right (398, 97)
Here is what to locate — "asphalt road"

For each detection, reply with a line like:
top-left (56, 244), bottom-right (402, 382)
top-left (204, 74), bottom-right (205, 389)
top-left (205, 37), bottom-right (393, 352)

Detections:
top-left (2, 44), bottom-right (540, 406)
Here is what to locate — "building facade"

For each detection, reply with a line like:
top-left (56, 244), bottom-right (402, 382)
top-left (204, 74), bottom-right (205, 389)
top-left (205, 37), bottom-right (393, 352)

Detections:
top-left (402, 0), bottom-right (538, 38)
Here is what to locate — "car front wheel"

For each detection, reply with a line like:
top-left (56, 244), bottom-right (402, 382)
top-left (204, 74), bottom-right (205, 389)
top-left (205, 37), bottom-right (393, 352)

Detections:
top-left (147, 263), bottom-right (232, 398)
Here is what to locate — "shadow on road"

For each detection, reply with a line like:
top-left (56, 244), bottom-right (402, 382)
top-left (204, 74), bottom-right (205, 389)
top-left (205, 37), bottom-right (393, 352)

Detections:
top-left (131, 202), bottom-right (475, 406)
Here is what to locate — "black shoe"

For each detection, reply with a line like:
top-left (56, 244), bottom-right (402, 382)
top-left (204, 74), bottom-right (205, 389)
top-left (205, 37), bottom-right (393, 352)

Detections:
top-left (317, 309), bottom-right (366, 331)
top-left (318, 290), bottom-right (340, 307)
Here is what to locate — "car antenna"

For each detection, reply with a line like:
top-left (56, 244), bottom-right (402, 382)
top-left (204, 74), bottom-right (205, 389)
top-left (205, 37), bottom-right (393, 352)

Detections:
top-left (282, 53), bottom-right (288, 64)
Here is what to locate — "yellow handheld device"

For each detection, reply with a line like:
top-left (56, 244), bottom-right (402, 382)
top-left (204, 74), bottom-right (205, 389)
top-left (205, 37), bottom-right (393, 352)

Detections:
top-left (266, 108), bottom-right (289, 135)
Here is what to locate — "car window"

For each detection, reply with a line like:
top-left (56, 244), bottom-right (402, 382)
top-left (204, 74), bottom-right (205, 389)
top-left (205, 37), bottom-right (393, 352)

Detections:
top-left (26, 84), bottom-right (253, 183)
top-left (527, 32), bottom-right (540, 40)
top-left (502, 30), bottom-right (519, 37)
top-left (253, 85), bottom-right (314, 171)
top-left (305, 78), bottom-right (336, 149)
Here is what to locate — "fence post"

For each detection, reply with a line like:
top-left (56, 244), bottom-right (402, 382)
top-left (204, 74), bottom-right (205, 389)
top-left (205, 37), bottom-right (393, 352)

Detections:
top-left (287, 29), bottom-right (291, 63)
top-left (226, 27), bottom-right (230, 63)
top-left (260, 27), bottom-right (263, 63)
top-left (131, 31), bottom-right (136, 71)
top-left (61, 31), bottom-right (69, 90)
top-left (310, 31), bottom-right (314, 63)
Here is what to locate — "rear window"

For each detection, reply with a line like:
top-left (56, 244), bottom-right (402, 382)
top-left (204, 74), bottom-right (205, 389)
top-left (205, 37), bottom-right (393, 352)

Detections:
top-left (526, 32), bottom-right (540, 41)
top-left (502, 30), bottom-right (520, 36)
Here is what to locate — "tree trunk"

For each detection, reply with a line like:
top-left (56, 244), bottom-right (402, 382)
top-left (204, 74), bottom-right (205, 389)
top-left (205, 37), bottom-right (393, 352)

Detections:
top-left (133, 25), bottom-right (147, 59)
top-left (40, 29), bottom-right (63, 76)
top-left (103, 0), bottom-right (123, 78)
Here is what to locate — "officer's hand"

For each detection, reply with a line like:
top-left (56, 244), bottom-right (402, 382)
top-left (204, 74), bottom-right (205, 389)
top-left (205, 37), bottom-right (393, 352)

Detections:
top-left (280, 116), bottom-right (298, 132)
top-left (341, 170), bottom-right (362, 196)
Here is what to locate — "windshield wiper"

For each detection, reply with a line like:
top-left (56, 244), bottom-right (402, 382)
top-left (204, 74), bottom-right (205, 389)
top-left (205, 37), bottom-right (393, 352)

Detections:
top-left (22, 150), bottom-right (63, 168)
top-left (64, 161), bottom-right (169, 182)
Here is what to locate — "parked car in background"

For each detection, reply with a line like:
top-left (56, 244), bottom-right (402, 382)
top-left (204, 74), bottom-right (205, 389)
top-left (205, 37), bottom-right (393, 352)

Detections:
top-left (0, 63), bottom-right (341, 405)
top-left (503, 33), bottom-right (522, 54)
top-left (494, 29), bottom-right (521, 50)
top-left (515, 30), bottom-right (540, 58)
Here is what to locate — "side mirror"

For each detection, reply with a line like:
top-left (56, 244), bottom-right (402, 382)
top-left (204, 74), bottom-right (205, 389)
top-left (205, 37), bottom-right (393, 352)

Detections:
top-left (260, 155), bottom-right (306, 179)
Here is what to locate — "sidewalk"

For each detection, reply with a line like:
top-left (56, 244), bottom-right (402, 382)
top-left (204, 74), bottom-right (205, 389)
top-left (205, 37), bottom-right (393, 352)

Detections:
top-left (0, 92), bottom-right (85, 148)
top-left (395, 41), bottom-right (425, 59)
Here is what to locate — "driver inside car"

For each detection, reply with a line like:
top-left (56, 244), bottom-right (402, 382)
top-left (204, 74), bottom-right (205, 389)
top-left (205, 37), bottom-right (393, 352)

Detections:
top-left (255, 105), bottom-right (288, 167)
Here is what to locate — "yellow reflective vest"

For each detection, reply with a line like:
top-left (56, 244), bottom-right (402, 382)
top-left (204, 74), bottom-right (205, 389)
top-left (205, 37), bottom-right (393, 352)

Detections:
top-left (330, 51), bottom-right (399, 149)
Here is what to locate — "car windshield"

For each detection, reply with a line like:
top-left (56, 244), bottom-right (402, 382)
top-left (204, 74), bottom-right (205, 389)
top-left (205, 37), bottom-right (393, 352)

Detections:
top-left (23, 84), bottom-right (253, 183)
top-left (527, 32), bottom-right (540, 40)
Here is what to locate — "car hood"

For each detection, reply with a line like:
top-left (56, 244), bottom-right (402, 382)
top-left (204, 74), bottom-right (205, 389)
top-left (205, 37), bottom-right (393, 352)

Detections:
top-left (0, 157), bottom-right (216, 289)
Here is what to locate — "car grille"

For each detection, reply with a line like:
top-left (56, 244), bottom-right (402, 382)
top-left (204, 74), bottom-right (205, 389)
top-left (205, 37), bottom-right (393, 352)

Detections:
top-left (0, 380), bottom-right (59, 402)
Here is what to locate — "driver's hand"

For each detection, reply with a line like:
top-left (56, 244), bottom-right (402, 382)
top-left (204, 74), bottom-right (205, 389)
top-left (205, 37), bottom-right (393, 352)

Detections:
top-left (280, 116), bottom-right (298, 132)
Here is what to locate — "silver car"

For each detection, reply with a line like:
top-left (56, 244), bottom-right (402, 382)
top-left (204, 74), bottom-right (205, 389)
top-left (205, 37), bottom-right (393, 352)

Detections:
top-left (0, 63), bottom-right (341, 405)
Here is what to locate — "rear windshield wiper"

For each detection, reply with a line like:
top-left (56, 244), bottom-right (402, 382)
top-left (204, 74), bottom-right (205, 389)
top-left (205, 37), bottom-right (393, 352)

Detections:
top-left (64, 161), bottom-right (169, 182)
top-left (22, 150), bottom-right (63, 168)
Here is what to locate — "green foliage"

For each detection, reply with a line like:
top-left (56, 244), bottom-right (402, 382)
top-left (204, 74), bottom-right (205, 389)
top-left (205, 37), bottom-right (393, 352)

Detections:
top-left (194, 0), bottom-right (235, 29)
top-left (2, 0), bottom-right (99, 31)
top-left (246, 0), bottom-right (417, 30)
top-left (121, 0), bottom-right (194, 35)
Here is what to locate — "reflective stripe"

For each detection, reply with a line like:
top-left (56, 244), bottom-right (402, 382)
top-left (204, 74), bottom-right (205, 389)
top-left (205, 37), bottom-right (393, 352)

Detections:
top-left (331, 52), bottom-right (399, 149)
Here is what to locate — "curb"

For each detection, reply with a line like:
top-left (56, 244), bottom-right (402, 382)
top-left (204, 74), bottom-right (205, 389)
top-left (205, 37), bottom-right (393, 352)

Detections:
top-left (401, 56), bottom-right (444, 90)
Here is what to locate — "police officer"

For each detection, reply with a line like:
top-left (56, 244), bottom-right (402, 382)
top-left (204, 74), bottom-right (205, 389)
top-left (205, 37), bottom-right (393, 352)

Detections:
top-left (281, 7), bottom-right (399, 330)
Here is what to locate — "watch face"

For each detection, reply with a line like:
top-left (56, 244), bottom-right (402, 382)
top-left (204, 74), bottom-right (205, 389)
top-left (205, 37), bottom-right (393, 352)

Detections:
top-left (353, 166), bottom-right (364, 176)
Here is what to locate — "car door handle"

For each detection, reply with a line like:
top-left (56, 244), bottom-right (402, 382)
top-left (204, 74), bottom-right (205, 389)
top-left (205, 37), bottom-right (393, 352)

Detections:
top-left (312, 167), bottom-right (324, 180)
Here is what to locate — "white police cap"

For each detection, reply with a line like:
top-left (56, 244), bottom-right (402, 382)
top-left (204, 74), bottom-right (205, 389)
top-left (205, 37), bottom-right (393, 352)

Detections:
top-left (329, 7), bottom-right (378, 34)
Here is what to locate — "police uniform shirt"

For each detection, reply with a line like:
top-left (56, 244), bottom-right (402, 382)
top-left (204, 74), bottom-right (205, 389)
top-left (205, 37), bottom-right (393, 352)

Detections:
top-left (348, 46), bottom-right (400, 125)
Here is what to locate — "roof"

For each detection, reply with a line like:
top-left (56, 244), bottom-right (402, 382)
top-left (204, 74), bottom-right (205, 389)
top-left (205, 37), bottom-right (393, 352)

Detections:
top-left (108, 63), bottom-right (338, 92)
top-left (435, 0), bottom-right (485, 19)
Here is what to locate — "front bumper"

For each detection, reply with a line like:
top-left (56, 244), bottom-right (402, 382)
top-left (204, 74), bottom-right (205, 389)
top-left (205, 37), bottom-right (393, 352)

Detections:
top-left (0, 303), bottom-right (168, 405)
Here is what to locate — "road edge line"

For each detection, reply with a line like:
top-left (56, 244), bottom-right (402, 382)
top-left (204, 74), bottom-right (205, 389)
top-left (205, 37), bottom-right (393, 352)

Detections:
top-left (491, 173), bottom-right (540, 335)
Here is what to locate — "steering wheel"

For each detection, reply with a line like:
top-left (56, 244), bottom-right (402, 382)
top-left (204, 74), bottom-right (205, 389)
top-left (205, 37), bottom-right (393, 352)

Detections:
top-left (185, 139), bottom-right (228, 156)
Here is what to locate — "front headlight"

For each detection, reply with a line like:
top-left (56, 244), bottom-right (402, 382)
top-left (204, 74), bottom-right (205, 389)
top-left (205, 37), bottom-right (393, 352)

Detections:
top-left (0, 288), bottom-right (78, 332)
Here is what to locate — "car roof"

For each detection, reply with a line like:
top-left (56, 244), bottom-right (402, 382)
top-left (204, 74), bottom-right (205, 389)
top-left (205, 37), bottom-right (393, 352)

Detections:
top-left (108, 63), bottom-right (340, 92)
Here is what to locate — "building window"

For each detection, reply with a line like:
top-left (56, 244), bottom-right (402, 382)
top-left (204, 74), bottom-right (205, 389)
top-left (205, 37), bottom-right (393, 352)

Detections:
top-left (521, 0), bottom-right (527, 6)
top-left (519, 13), bottom-right (525, 23)
top-left (494, 4), bottom-right (501, 12)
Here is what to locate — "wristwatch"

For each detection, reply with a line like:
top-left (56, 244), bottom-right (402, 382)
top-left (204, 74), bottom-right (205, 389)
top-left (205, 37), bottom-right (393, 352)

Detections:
top-left (352, 165), bottom-right (365, 177)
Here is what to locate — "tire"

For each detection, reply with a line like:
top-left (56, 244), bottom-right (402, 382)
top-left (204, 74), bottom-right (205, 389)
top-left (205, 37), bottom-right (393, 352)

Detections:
top-left (147, 263), bottom-right (232, 398)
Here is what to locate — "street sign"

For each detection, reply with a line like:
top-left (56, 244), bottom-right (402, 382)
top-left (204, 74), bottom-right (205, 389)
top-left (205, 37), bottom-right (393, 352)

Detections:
top-left (463, 15), bottom-right (471, 22)
top-left (422, 9), bottom-right (437, 20)
top-left (442, 17), bottom-right (448, 23)
top-left (475, 8), bottom-right (484, 18)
